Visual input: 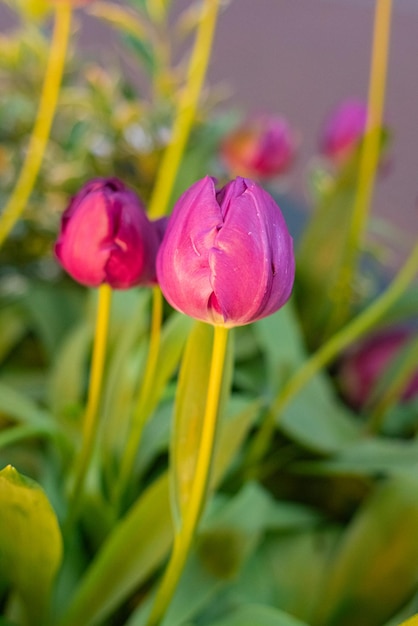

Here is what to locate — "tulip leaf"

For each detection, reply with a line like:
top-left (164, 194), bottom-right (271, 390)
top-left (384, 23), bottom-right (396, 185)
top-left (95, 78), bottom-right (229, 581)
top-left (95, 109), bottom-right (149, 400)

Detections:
top-left (59, 394), bottom-right (255, 626)
top-left (313, 474), bottom-right (418, 626)
top-left (205, 604), bottom-right (311, 626)
top-left (0, 465), bottom-right (63, 625)
top-left (171, 321), bottom-right (233, 527)
top-left (0, 304), bottom-right (27, 364)
top-left (295, 438), bottom-right (418, 477)
top-left (254, 302), bottom-right (360, 452)
top-left (48, 321), bottom-right (92, 419)
top-left (125, 483), bottom-right (320, 626)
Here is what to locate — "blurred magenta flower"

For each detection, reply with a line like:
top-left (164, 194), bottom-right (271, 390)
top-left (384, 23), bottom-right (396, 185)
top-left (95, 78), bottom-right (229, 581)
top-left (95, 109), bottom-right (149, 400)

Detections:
top-left (157, 176), bottom-right (295, 327)
top-left (320, 99), bottom-right (368, 165)
top-left (338, 328), bottom-right (418, 409)
top-left (55, 178), bottom-right (163, 289)
top-left (221, 114), bottom-right (297, 180)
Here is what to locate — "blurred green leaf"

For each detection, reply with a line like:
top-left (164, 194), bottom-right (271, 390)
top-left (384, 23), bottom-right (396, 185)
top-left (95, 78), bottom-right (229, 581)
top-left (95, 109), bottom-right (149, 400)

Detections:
top-left (295, 438), bottom-right (418, 477)
top-left (255, 302), bottom-right (360, 452)
top-left (0, 304), bottom-right (27, 364)
top-left (312, 474), bottom-right (418, 626)
top-left (205, 603), bottom-right (311, 626)
top-left (48, 321), bottom-right (92, 419)
top-left (228, 527), bottom-right (340, 625)
top-left (0, 465), bottom-right (62, 625)
top-left (58, 389), bottom-right (255, 626)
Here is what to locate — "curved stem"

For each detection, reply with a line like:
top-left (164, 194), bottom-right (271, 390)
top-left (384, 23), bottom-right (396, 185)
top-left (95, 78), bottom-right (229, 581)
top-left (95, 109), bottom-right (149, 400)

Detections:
top-left (331, 0), bottom-right (392, 328)
top-left (66, 285), bottom-right (112, 527)
top-left (0, 2), bottom-right (72, 249)
top-left (116, 287), bottom-right (163, 506)
top-left (249, 239), bottom-right (418, 469)
top-left (147, 0), bottom-right (220, 219)
top-left (146, 325), bottom-right (229, 626)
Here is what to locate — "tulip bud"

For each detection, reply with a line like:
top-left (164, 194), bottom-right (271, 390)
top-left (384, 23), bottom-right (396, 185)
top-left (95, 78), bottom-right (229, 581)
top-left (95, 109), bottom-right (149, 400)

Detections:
top-left (320, 99), bottom-right (368, 165)
top-left (338, 328), bottom-right (418, 409)
top-left (221, 114), bottom-right (297, 180)
top-left (157, 176), bottom-right (295, 327)
top-left (55, 177), bottom-right (162, 289)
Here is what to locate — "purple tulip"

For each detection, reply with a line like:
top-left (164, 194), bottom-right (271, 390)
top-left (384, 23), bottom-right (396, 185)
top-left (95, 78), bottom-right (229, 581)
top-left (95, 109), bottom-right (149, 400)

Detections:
top-left (221, 114), bottom-right (297, 180)
top-left (338, 328), bottom-right (418, 409)
top-left (55, 178), bottom-right (163, 289)
top-left (320, 99), bottom-right (368, 165)
top-left (157, 176), bottom-right (295, 327)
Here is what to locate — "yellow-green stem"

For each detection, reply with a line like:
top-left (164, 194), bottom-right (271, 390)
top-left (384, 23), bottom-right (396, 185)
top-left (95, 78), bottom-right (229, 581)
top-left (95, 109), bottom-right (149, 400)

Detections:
top-left (116, 287), bottom-right (163, 505)
top-left (249, 239), bottom-right (418, 469)
top-left (331, 0), bottom-right (392, 327)
top-left (0, 2), bottom-right (72, 249)
top-left (146, 325), bottom-right (229, 626)
top-left (147, 0), bottom-right (220, 219)
top-left (67, 285), bottom-right (112, 526)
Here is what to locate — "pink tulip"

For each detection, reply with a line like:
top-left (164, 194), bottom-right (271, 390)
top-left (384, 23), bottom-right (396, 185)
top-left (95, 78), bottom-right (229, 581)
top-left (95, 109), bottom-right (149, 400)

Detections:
top-left (157, 176), bottom-right (295, 327)
top-left (55, 178), bottom-right (163, 289)
top-left (221, 114), bottom-right (297, 180)
top-left (338, 328), bottom-right (418, 409)
top-left (320, 99), bottom-right (368, 164)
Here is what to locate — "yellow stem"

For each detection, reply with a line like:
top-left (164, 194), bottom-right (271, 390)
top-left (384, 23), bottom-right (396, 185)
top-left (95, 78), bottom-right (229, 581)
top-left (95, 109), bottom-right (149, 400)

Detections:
top-left (249, 238), bottom-right (418, 469)
top-left (67, 284), bottom-right (112, 526)
top-left (0, 2), bottom-right (72, 249)
top-left (146, 325), bottom-right (229, 626)
top-left (116, 286), bottom-right (163, 506)
top-left (332, 0), bottom-right (392, 327)
top-left (147, 0), bottom-right (220, 219)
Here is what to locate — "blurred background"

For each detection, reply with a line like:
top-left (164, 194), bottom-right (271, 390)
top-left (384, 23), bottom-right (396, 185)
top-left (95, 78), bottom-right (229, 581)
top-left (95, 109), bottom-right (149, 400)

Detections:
top-left (1, 0), bottom-right (417, 253)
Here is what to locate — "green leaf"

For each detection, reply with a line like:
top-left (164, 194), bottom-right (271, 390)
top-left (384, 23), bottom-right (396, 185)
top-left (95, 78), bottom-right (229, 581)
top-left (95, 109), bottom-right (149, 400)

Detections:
top-left (57, 473), bottom-right (172, 626)
top-left (0, 305), bottom-right (27, 364)
top-left (295, 438), bottom-right (418, 477)
top-left (255, 302), bottom-right (360, 452)
top-left (206, 604), bottom-right (311, 626)
top-left (228, 526), bottom-right (339, 624)
top-left (171, 322), bottom-right (233, 526)
top-left (48, 321), bottom-right (92, 419)
top-left (126, 483), bottom-right (320, 626)
top-left (0, 465), bottom-right (62, 625)
top-left (313, 474), bottom-right (418, 626)
top-left (58, 391), bottom-right (253, 626)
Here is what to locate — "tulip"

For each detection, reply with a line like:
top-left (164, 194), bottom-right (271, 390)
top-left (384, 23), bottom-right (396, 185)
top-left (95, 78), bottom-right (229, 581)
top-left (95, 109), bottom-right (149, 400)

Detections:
top-left (338, 328), bottom-right (418, 409)
top-left (55, 177), bottom-right (163, 289)
top-left (320, 99), bottom-right (368, 165)
top-left (157, 176), bottom-right (295, 327)
top-left (221, 114), bottom-right (297, 180)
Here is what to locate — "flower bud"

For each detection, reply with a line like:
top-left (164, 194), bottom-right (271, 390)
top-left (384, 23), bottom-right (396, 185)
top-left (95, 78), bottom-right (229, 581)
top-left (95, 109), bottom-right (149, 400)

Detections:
top-left (221, 114), bottom-right (297, 180)
top-left (320, 99), bottom-right (368, 165)
top-left (157, 176), bottom-right (295, 327)
top-left (55, 177), bottom-right (162, 289)
top-left (338, 328), bottom-right (418, 409)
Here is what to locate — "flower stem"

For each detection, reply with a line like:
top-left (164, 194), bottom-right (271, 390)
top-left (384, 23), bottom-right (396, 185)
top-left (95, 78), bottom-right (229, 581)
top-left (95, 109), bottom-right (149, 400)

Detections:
top-left (66, 284), bottom-right (112, 527)
top-left (147, 0), bottom-right (220, 219)
top-left (116, 286), bottom-right (163, 507)
top-left (248, 238), bottom-right (418, 470)
top-left (330, 0), bottom-right (392, 329)
top-left (146, 325), bottom-right (229, 626)
top-left (0, 2), bottom-right (72, 249)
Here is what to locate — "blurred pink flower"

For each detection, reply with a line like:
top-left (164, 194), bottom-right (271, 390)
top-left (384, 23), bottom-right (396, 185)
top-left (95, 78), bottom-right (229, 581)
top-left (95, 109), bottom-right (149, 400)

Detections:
top-left (157, 176), bottom-right (295, 327)
top-left (320, 99), bottom-right (368, 165)
top-left (55, 178), bottom-right (164, 289)
top-left (221, 114), bottom-right (297, 180)
top-left (338, 328), bottom-right (418, 409)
